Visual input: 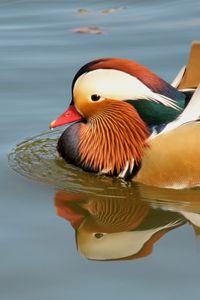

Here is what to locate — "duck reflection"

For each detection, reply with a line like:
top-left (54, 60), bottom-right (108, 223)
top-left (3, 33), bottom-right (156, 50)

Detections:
top-left (54, 181), bottom-right (200, 261)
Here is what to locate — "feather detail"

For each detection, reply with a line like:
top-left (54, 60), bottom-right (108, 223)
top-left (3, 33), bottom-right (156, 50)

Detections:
top-left (155, 84), bottom-right (200, 137)
top-left (180, 212), bottom-right (200, 228)
top-left (118, 161), bottom-right (131, 178)
top-left (146, 93), bottom-right (181, 110)
top-left (171, 66), bottom-right (186, 88)
top-left (78, 100), bottom-right (149, 176)
top-left (72, 57), bottom-right (185, 106)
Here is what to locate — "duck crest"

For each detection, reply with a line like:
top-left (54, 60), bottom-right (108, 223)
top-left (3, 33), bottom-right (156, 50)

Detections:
top-left (78, 100), bottom-right (149, 177)
top-left (72, 58), bottom-right (185, 102)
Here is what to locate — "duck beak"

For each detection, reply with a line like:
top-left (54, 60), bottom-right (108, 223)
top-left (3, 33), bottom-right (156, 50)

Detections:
top-left (49, 105), bottom-right (83, 129)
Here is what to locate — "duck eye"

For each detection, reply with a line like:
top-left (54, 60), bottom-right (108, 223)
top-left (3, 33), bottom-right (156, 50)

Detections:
top-left (94, 233), bottom-right (104, 239)
top-left (91, 94), bottom-right (101, 101)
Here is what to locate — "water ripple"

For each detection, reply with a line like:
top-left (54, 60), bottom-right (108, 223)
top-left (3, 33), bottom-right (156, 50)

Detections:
top-left (8, 129), bottom-right (127, 195)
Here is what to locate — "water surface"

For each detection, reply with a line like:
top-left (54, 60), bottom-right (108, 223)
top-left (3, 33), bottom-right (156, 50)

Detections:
top-left (1, 0), bottom-right (200, 299)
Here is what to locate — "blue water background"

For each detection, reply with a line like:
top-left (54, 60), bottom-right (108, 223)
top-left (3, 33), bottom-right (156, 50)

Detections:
top-left (0, 1), bottom-right (200, 299)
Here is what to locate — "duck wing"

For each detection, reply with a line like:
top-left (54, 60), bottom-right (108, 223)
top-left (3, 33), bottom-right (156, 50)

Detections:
top-left (155, 84), bottom-right (200, 136)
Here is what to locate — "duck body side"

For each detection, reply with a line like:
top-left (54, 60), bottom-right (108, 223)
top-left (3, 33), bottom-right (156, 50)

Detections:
top-left (135, 122), bottom-right (200, 189)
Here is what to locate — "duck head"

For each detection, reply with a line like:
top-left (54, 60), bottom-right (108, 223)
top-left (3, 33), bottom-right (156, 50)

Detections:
top-left (50, 58), bottom-right (185, 178)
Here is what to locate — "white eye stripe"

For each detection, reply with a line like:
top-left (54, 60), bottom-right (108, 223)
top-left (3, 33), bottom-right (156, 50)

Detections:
top-left (73, 69), bottom-right (153, 101)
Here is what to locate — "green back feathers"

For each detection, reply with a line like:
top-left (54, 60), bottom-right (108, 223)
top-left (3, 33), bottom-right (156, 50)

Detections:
top-left (128, 98), bottom-right (185, 125)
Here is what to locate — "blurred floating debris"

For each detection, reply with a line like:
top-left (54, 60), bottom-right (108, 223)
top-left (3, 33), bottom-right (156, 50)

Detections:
top-left (77, 7), bottom-right (127, 16)
top-left (77, 8), bottom-right (91, 15)
top-left (71, 26), bottom-right (105, 35)
top-left (101, 7), bottom-right (127, 14)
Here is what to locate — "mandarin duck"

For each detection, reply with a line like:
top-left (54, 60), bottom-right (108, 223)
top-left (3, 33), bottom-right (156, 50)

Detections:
top-left (50, 43), bottom-right (200, 189)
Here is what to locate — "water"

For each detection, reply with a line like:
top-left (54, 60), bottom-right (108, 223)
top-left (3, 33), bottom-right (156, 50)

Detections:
top-left (1, 0), bottom-right (200, 299)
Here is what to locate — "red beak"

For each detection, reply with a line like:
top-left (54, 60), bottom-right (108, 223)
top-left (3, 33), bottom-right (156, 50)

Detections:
top-left (49, 105), bottom-right (83, 129)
